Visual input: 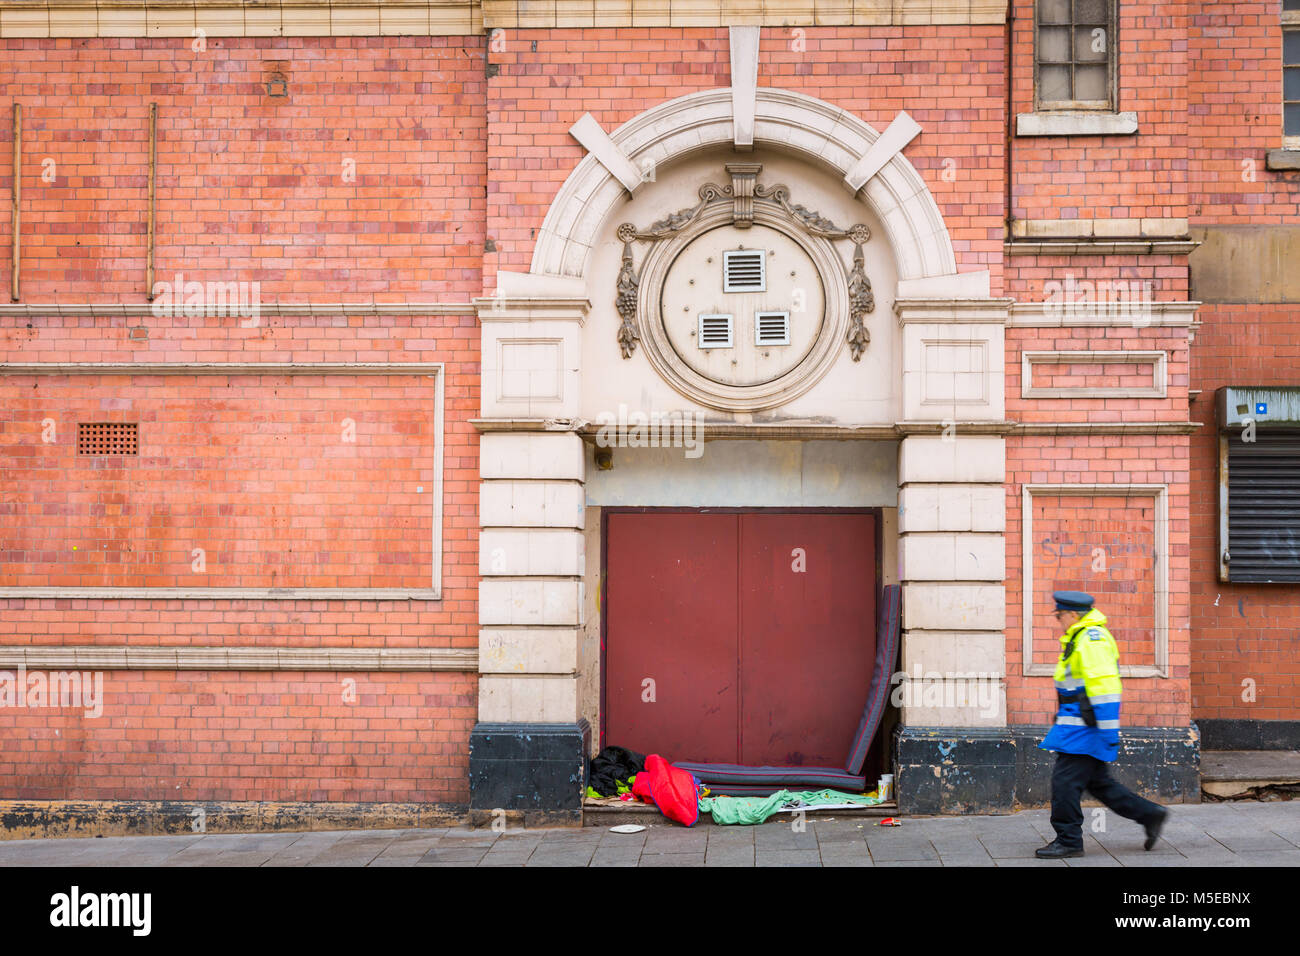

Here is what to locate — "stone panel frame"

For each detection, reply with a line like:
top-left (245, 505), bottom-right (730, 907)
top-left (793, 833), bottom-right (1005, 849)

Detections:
top-left (0, 361), bottom-right (446, 601)
top-left (1020, 349), bottom-right (1167, 399)
top-left (1020, 482), bottom-right (1169, 678)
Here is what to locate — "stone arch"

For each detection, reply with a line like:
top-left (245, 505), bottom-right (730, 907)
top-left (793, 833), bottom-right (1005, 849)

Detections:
top-left (531, 87), bottom-right (958, 283)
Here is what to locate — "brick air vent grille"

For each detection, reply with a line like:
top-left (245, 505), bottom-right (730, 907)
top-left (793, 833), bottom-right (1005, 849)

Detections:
top-left (78, 422), bottom-right (139, 456)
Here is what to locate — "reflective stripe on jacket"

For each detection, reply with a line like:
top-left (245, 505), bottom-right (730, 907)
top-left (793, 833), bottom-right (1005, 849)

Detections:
top-left (1039, 608), bottom-right (1122, 762)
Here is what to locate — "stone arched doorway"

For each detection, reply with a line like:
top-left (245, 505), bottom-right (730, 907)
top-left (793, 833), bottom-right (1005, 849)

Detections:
top-left (468, 81), bottom-right (1010, 822)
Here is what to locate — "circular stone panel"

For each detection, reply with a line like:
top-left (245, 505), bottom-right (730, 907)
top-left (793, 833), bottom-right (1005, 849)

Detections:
top-left (659, 224), bottom-right (825, 388)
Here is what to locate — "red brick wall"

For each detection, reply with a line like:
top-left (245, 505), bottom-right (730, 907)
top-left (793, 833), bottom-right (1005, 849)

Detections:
top-left (1009, 0), bottom-right (1190, 227)
top-left (1005, 436), bottom-right (1192, 728)
top-left (1186, 307), bottom-right (1300, 722)
top-left (1186, 2), bottom-right (1300, 722)
top-left (1006, 325), bottom-right (1192, 423)
top-left (0, 36), bottom-right (486, 802)
top-left (1189, 2), bottom-right (1300, 224)
top-left (0, 36), bottom-right (487, 299)
top-left (0, 314), bottom-right (482, 802)
top-left (1004, 255), bottom-right (1190, 301)
top-left (0, 671), bottom-right (476, 803)
top-left (2, 5), bottom-right (1296, 806)
top-left (483, 26), bottom-right (1006, 290)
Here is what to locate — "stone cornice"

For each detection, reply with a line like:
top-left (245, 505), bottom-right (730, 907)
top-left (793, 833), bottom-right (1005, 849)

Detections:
top-left (473, 296), bottom-right (590, 322)
top-left (0, 0), bottom-right (1008, 36)
top-left (893, 297), bottom-right (1014, 325)
top-left (0, 0), bottom-right (482, 38)
top-left (0, 302), bottom-right (474, 317)
top-left (1007, 300), bottom-right (1201, 328)
top-left (0, 361), bottom-right (443, 374)
top-left (473, 418), bottom-right (1021, 439)
top-left (482, 0), bottom-right (1008, 29)
top-left (471, 418), bottom-right (1201, 438)
top-left (1008, 421), bottom-right (1201, 435)
top-left (1004, 240), bottom-right (1201, 256)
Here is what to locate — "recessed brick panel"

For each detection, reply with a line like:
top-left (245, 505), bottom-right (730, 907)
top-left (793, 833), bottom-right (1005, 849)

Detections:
top-left (3, 372), bottom-right (439, 590)
top-left (1028, 492), bottom-right (1159, 671)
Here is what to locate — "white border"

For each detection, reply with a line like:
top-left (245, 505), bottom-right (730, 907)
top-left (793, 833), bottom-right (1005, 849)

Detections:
top-left (1021, 483), bottom-right (1169, 679)
top-left (1021, 350), bottom-right (1167, 399)
top-left (0, 362), bottom-right (445, 601)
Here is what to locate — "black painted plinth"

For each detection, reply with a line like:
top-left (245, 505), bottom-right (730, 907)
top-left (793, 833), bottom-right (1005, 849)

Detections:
top-left (468, 720), bottom-right (590, 825)
top-left (893, 724), bottom-right (1201, 814)
top-left (1197, 719), bottom-right (1300, 751)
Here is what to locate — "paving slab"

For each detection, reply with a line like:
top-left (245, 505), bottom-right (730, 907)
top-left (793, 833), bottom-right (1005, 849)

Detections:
top-left (2, 801), bottom-right (1296, 867)
top-left (637, 853), bottom-right (706, 867)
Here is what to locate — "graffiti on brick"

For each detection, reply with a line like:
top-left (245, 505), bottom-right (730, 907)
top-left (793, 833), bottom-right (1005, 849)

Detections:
top-left (1039, 533), bottom-right (1153, 589)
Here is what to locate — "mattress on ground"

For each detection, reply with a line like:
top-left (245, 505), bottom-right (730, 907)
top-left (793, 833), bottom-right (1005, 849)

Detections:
top-left (673, 764), bottom-right (868, 790)
top-left (673, 583), bottom-right (902, 789)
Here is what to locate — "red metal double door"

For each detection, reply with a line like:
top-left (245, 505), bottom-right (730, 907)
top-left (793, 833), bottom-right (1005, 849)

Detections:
top-left (604, 510), bottom-right (877, 767)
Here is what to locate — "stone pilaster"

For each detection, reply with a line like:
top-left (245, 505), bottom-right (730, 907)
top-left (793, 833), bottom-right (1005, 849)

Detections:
top-left (468, 295), bottom-right (590, 822)
top-left (893, 294), bottom-right (1014, 812)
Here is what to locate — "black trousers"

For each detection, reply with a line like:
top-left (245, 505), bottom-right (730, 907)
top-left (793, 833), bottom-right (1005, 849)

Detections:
top-left (1050, 752), bottom-right (1163, 849)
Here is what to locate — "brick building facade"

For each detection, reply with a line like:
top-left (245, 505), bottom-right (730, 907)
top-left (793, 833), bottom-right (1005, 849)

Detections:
top-left (0, 0), bottom-right (1295, 828)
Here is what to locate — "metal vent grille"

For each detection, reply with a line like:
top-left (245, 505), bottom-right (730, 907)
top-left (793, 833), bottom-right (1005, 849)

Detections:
top-left (697, 313), bottom-right (734, 349)
top-left (755, 311), bottom-right (791, 346)
top-left (78, 422), bottom-right (139, 456)
top-left (723, 250), bottom-right (765, 292)
top-left (1226, 427), bottom-right (1300, 582)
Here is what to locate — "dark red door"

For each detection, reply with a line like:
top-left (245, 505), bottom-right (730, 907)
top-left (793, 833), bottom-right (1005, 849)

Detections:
top-left (739, 513), bottom-right (876, 766)
top-left (604, 512), bottom-right (740, 763)
top-left (604, 510), bottom-right (876, 767)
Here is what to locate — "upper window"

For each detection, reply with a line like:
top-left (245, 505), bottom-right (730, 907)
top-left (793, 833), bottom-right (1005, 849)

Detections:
top-left (1285, 1), bottom-right (1300, 147)
top-left (1035, 0), bottom-right (1116, 111)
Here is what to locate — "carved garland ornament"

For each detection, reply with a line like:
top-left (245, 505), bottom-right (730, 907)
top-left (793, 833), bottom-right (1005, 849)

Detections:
top-left (615, 163), bottom-right (875, 362)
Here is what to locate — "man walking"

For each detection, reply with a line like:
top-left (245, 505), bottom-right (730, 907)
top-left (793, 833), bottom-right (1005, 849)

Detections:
top-left (1035, 590), bottom-right (1169, 859)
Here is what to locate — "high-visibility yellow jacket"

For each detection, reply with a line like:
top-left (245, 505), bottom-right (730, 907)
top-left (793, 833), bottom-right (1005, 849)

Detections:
top-left (1039, 608), bottom-right (1123, 762)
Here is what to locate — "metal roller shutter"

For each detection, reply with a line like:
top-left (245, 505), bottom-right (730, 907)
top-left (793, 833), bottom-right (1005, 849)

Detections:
top-left (1226, 427), bottom-right (1300, 583)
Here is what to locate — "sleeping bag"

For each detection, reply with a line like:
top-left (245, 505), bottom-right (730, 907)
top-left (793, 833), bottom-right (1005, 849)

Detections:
top-left (631, 753), bottom-right (700, 827)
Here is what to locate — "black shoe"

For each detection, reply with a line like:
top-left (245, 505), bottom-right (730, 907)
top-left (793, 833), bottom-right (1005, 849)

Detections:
top-left (1144, 807), bottom-right (1169, 851)
top-left (1035, 841), bottom-right (1084, 859)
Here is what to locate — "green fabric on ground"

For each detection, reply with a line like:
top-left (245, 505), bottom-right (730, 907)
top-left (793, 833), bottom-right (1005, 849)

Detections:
top-left (587, 776), bottom-right (635, 801)
top-left (700, 789), bottom-right (884, 825)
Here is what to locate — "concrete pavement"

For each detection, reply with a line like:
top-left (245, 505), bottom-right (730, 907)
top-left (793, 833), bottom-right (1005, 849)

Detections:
top-left (0, 801), bottom-right (1296, 867)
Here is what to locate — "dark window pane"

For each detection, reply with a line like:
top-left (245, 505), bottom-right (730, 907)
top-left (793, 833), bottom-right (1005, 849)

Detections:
top-left (1075, 65), bottom-right (1109, 102)
top-left (1040, 27), bottom-right (1071, 63)
top-left (1076, 0), bottom-right (1110, 22)
top-left (1287, 103), bottom-right (1300, 137)
top-left (1040, 65), bottom-right (1072, 103)
top-left (1076, 26), bottom-right (1109, 61)
top-left (1286, 30), bottom-right (1300, 66)
top-left (1039, 0), bottom-right (1070, 25)
top-left (1286, 67), bottom-right (1300, 102)
top-left (1285, 0), bottom-right (1300, 11)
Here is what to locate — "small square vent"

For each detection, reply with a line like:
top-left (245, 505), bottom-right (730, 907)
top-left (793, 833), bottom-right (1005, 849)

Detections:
top-left (698, 313), bottom-right (734, 349)
top-left (723, 250), bottom-right (766, 292)
top-left (755, 311), bottom-right (791, 346)
top-left (78, 422), bottom-right (139, 456)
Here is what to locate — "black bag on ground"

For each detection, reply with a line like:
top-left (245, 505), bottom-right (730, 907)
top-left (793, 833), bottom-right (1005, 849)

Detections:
top-left (587, 746), bottom-right (647, 796)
